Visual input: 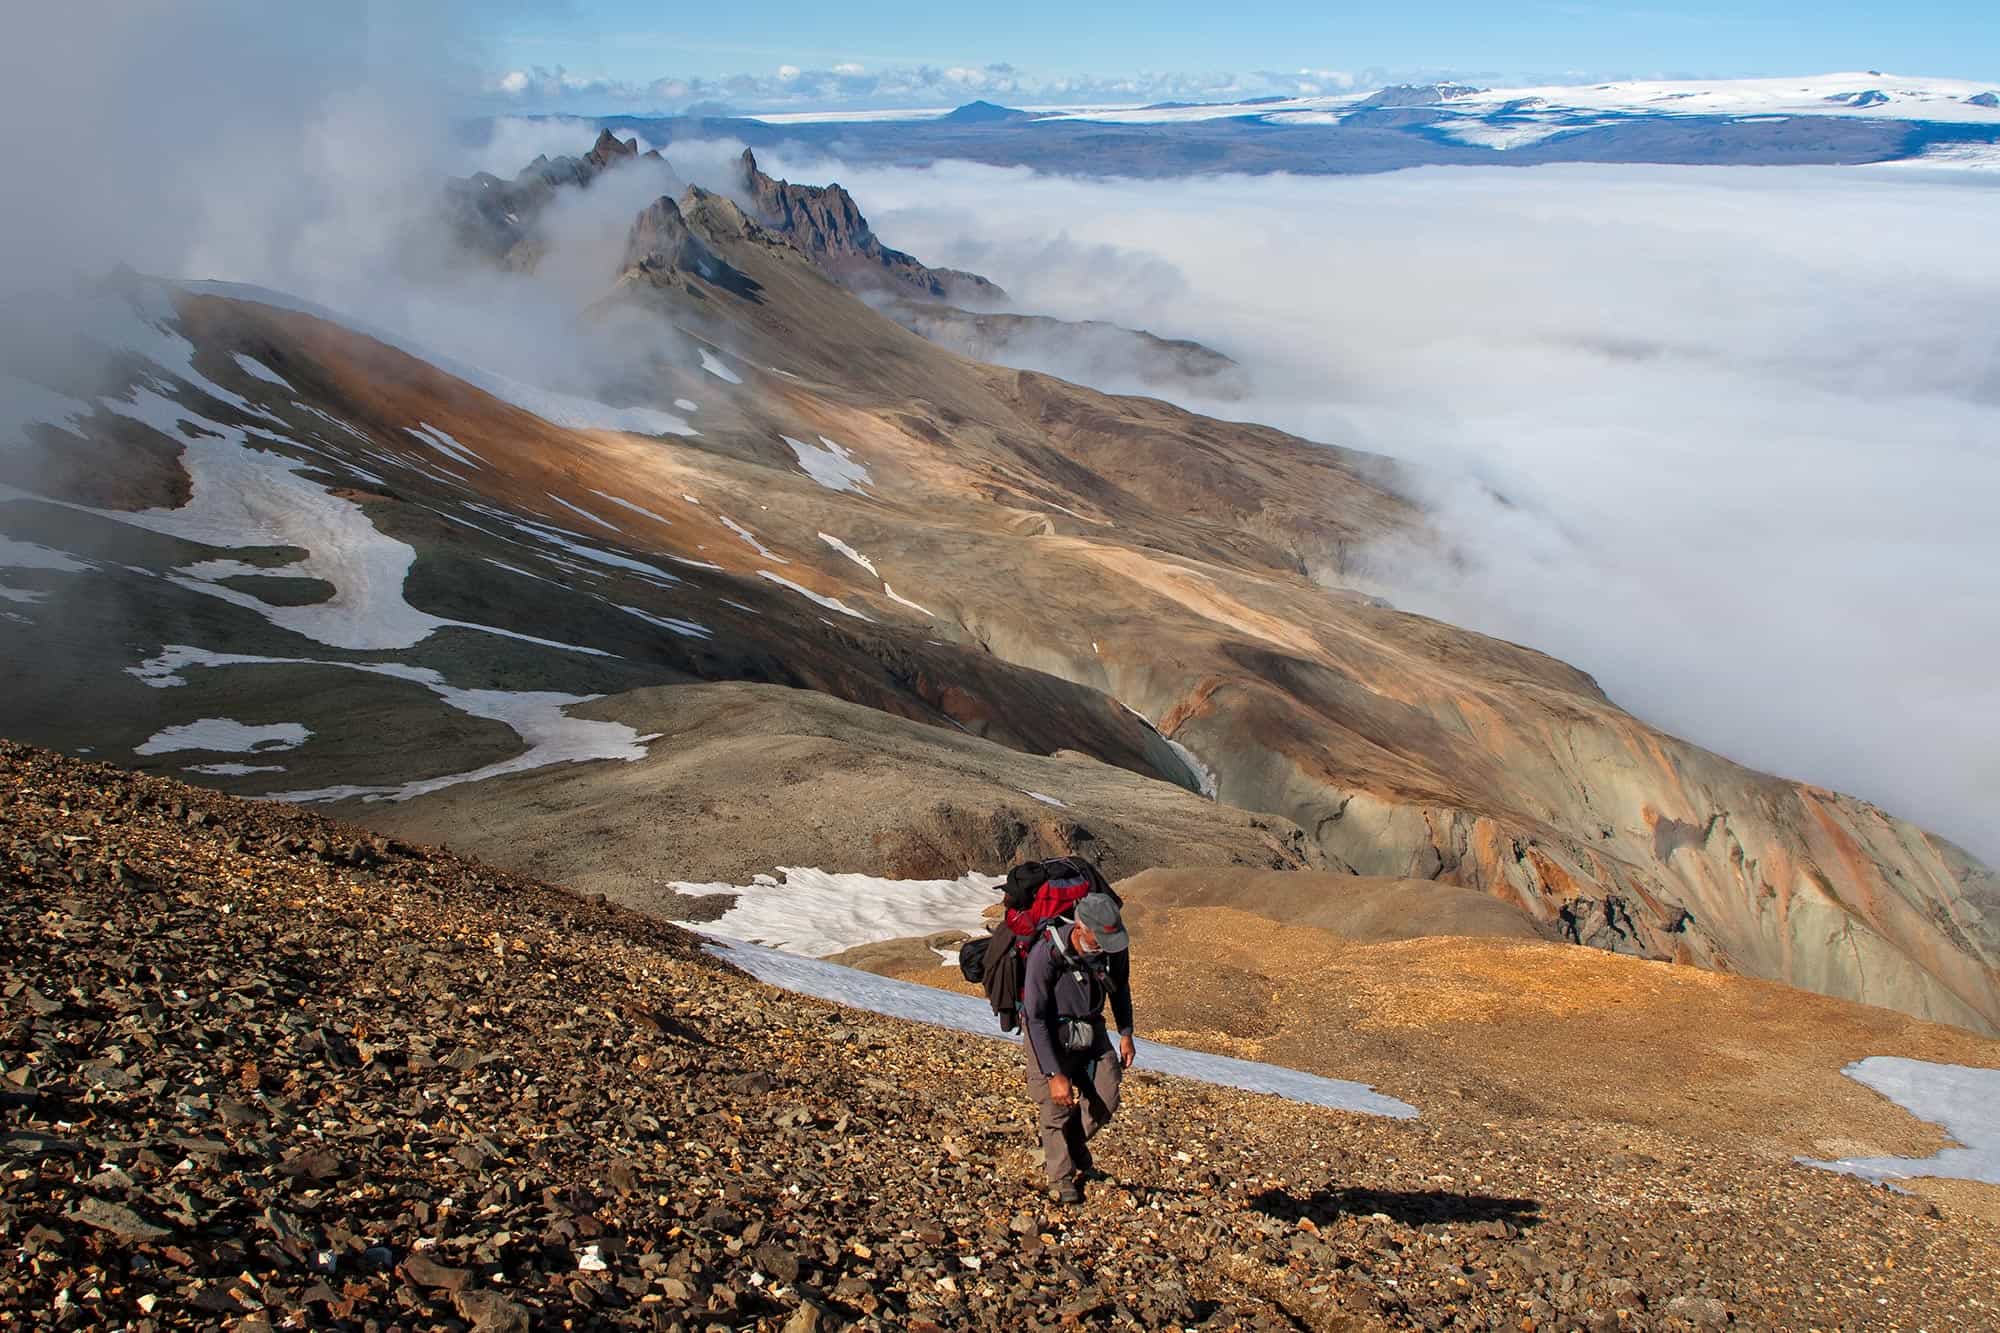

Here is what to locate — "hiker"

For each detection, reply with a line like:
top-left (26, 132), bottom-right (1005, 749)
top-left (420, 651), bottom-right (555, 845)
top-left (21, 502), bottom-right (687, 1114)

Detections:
top-left (1020, 891), bottom-right (1136, 1203)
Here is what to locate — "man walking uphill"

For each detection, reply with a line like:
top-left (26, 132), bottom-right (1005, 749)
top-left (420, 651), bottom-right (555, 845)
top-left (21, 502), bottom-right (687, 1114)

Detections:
top-left (1021, 892), bottom-right (1137, 1204)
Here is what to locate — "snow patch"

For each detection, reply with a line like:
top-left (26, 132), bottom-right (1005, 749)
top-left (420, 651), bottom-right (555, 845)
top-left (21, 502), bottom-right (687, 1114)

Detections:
top-left (1800, 1057), bottom-right (2000, 1186)
top-left (1023, 791), bottom-right (1069, 808)
top-left (486, 510), bottom-right (683, 587)
top-left (91, 387), bottom-right (457, 651)
top-left (291, 402), bottom-right (372, 444)
top-left (232, 354), bottom-right (292, 389)
top-left (669, 868), bottom-right (1004, 957)
top-left (817, 532), bottom-right (877, 575)
top-left (1119, 702), bottom-right (1219, 799)
top-left (129, 646), bottom-right (658, 803)
top-left (18, 357), bottom-right (607, 659)
top-left (405, 423), bottom-right (484, 470)
top-left (618, 604), bottom-right (713, 640)
top-left (1165, 736), bottom-right (1220, 801)
top-left (545, 493), bottom-right (618, 531)
top-left (720, 515), bottom-right (787, 563)
top-left (756, 571), bottom-right (873, 621)
top-left (483, 557), bottom-right (558, 586)
top-left (184, 762), bottom-right (287, 777)
top-left (0, 537), bottom-right (89, 574)
top-left (782, 435), bottom-right (872, 495)
top-left (588, 490), bottom-right (674, 526)
top-left (703, 937), bottom-right (1419, 1118)
top-left (882, 584), bottom-right (935, 618)
top-left (674, 398), bottom-right (699, 412)
top-left (135, 718), bottom-right (310, 756)
top-left (698, 349), bottom-right (743, 384)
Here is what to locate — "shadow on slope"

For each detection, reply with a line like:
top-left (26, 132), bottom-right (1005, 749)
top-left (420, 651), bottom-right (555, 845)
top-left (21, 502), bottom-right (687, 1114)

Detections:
top-left (1253, 1184), bottom-right (1543, 1231)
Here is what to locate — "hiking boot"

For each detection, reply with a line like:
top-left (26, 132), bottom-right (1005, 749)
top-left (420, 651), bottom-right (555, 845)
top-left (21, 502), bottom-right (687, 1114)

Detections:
top-left (1054, 1178), bottom-right (1084, 1205)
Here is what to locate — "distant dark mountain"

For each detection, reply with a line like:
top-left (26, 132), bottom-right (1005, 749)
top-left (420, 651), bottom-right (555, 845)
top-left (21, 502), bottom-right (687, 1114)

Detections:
top-left (939, 99), bottom-right (1036, 124)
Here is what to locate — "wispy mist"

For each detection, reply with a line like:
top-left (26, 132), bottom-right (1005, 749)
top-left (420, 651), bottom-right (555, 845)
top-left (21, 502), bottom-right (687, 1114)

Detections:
top-left (0, 4), bottom-right (696, 419)
top-left (784, 154), bottom-right (2000, 861)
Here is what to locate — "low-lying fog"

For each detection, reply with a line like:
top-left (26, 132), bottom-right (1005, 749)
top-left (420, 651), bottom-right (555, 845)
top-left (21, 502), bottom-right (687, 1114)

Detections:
top-left (775, 154), bottom-right (2000, 862)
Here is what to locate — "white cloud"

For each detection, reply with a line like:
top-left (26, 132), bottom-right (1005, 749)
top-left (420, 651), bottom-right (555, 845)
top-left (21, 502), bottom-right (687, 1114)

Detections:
top-left (798, 157), bottom-right (2000, 863)
top-left (471, 61), bottom-right (1531, 115)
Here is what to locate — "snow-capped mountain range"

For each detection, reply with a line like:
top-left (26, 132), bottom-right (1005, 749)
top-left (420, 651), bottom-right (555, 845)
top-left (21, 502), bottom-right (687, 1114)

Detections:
top-left (710, 73), bottom-right (2000, 172)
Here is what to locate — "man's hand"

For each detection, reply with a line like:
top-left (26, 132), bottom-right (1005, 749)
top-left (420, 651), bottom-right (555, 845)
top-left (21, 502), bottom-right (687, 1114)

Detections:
top-left (1047, 1073), bottom-right (1076, 1107)
top-left (1119, 1033), bottom-right (1137, 1069)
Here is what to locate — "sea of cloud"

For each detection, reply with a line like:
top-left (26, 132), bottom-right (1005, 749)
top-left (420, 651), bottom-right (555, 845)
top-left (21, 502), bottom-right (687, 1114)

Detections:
top-left (757, 152), bottom-right (2000, 861)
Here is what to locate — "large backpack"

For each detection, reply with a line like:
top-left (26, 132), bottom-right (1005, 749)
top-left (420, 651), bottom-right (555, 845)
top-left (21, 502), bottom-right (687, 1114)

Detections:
top-left (961, 857), bottom-right (1119, 1032)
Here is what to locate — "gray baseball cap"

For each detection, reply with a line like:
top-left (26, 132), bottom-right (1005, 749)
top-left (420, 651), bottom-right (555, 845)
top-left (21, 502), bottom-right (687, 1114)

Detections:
top-left (1074, 893), bottom-right (1129, 952)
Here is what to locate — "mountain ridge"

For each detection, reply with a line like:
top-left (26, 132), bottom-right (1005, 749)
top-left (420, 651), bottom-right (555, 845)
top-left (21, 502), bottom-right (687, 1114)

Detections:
top-left (0, 136), bottom-right (1995, 1037)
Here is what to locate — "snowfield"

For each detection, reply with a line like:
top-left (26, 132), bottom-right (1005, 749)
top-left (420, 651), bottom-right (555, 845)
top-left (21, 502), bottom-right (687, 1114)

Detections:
top-left (667, 867), bottom-right (1004, 956)
top-left (1026, 72), bottom-right (2000, 132)
top-left (130, 645), bottom-right (660, 803)
top-left (704, 936), bottom-right (1420, 1118)
top-left (782, 435), bottom-right (873, 494)
top-left (134, 719), bottom-right (310, 756)
top-left (1802, 1057), bottom-right (2000, 1187)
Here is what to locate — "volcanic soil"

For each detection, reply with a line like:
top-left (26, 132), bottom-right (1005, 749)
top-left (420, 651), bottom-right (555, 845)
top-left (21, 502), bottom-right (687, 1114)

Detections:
top-left (7, 741), bottom-right (2000, 1331)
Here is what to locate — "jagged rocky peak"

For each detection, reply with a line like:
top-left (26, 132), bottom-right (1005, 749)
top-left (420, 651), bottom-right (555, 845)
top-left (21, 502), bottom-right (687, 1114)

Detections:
top-left (622, 194), bottom-right (697, 269)
top-left (621, 193), bottom-right (760, 298)
top-left (676, 183), bottom-right (754, 239)
top-left (586, 128), bottom-right (642, 168)
top-left (736, 148), bottom-right (1003, 304)
top-left (737, 148), bottom-right (871, 253)
top-left (445, 131), bottom-right (682, 267)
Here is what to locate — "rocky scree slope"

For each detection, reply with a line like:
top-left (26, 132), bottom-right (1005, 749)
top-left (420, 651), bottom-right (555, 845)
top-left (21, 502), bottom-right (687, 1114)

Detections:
top-left (8, 741), bottom-right (2000, 1332)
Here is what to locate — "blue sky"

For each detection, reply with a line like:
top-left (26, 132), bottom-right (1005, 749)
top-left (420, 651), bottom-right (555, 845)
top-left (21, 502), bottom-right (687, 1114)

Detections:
top-left (486, 0), bottom-right (2000, 111)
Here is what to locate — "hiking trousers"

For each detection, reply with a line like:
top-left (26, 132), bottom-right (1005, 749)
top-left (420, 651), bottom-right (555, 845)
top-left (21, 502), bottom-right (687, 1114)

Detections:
top-left (1023, 1037), bottom-right (1122, 1185)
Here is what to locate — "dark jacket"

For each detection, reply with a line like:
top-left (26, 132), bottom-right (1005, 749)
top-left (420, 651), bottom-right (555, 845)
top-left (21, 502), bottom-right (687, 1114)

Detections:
top-left (1022, 923), bottom-right (1134, 1078)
